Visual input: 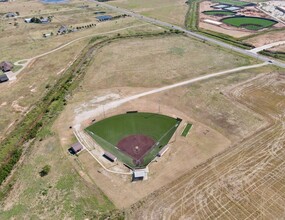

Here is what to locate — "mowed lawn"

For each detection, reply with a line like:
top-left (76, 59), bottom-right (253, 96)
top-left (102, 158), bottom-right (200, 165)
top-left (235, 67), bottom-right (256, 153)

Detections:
top-left (203, 10), bottom-right (236, 16)
top-left (85, 112), bottom-right (180, 168)
top-left (213, 0), bottom-right (252, 7)
top-left (222, 16), bottom-right (278, 30)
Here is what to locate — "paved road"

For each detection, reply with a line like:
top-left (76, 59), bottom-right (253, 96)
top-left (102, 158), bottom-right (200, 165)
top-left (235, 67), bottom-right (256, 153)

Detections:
top-left (93, 1), bottom-right (285, 69)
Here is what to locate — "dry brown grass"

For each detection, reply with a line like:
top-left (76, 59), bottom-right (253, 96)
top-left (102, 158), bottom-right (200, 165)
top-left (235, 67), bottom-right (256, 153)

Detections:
top-left (52, 35), bottom-right (268, 208)
top-left (109, 0), bottom-right (188, 26)
top-left (127, 68), bottom-right (285, 220)
top-left (83, 35), bottom-right (257, 90)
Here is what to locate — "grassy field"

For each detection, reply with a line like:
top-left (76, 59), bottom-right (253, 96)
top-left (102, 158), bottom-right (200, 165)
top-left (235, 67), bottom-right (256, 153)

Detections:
top-left (212, 0), bottom-right (252, 7)
top-left (83, 35), bottom-right (257, 90)
top-left (181, 123), bottom-right (192, 137)
top-left (221, 16), bottom-right (278, 30)
top-left (85, 112), bottom-right (180, 168)
top-left (203, 10), bottom-right (236, 16)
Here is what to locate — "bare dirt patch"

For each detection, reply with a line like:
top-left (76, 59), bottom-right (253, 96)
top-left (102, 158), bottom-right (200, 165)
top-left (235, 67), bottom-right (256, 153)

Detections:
top-left (245, 29), bottom-right (285, 47)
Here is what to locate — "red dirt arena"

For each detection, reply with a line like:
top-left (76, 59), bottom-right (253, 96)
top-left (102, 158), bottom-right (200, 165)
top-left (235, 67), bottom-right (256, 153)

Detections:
top-left (117, 134), bottom-right (156, 163)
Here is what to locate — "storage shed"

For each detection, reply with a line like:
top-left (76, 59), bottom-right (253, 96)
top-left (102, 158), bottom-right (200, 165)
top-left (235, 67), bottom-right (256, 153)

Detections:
top-left (71, 142), bottom-right (83, 154)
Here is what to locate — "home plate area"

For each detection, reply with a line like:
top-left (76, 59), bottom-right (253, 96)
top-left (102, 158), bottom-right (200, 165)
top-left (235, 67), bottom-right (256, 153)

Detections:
top-left (117, 134), bottom-right (155, 165)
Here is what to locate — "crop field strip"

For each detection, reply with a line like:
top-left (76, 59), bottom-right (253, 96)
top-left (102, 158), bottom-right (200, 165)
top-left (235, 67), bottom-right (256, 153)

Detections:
top-left (129, 73), bottom-right (285, 219)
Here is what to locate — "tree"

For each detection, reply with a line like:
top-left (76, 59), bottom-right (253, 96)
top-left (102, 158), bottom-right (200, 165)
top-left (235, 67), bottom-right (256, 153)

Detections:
top-left (40, 165), bottom-right (51, 177)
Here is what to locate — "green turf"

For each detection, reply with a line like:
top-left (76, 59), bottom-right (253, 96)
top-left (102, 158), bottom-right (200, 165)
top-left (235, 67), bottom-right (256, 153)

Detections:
top-left (181, 123), bottom-right (192, 137)
top-left (212, 0), bottom-right (251, 7)
top-left (221, 16), bottom-right (277, 30)
top-left (203, 10), bottom-right (236, 16)
top-left (85, 112), bottom-right (181, 168)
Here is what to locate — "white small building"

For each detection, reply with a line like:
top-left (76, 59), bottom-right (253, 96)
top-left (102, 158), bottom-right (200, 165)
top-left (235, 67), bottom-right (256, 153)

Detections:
top-left (24, 18), bottom-right (32, 23)
top-left (204, 19), bottom-right (222, 26)
top-left (133, 168), bottom-right (148, 181)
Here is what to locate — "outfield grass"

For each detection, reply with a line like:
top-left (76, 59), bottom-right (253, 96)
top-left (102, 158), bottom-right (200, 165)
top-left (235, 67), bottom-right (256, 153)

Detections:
top-left (203, 10), bottom-right (236, 16)
top-left (221, 16), bottom-right (278, 30)
top-left (213, 0), bottom-right (252, 7)
top-left (85, 112), bottom-right (180, 168)
top-left (181, 123), bottom-right (192, 137)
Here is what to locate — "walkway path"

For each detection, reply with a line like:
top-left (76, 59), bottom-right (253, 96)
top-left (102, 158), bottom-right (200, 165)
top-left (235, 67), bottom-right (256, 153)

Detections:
top-left (250, 41), bottom-right (285, 53)
top-left (6, 24), bottom-right (148, 80)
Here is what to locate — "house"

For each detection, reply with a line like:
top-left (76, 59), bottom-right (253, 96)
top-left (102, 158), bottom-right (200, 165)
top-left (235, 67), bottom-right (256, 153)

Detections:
top-left (0, 61), bottom-right (13, 72)
top-left (24, 18), bottom-right (32, 23)
top-left (57, 25), bottom-right (68, 35)
top-left (5, 12), bottom-right (18, 18)
top-left (96, 15), bottom-right (113, 22)
top-left (40, 17), bottom-right (50, 24)
top-left (0, 74), bottom-right (9, 83)
top-left (70, 142), bottom-right (83, 154)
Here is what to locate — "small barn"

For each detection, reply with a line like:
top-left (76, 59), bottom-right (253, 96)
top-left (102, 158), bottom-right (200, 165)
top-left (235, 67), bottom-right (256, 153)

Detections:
top-left (0, 74), bottom-right (9, 83)
top-left (103, 152), bottom-right (117, 162)
top-left (70, 142), bottom-right (83, 154)
top-left (96, 15), bottom-right (113, 22)
top-left (0, 61), bottom-right (13, 72)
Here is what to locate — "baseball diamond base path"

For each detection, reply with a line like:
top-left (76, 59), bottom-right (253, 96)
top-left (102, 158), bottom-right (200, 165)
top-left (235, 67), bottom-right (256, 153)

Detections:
top-left (117, 134), bottom-right (156, 161)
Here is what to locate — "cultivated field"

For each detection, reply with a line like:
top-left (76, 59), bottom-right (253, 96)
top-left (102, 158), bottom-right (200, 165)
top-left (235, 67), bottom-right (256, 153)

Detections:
top-left (127, 68), bottom-right (285, 219)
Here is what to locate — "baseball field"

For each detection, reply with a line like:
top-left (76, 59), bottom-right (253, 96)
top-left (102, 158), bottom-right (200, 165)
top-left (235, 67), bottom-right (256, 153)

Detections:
top-left (85, 112), bottom-right (181, 168)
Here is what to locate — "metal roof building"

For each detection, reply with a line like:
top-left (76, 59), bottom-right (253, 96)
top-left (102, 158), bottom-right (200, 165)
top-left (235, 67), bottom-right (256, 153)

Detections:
top-left (103, 152), bottom-right (117, 162)
top-left (71, 142), bottom-right (83, 154)
top-left (157, 145), bottom-right (169, 157)
top-left (0, 61), bottom-right (13, 72)
top-left (0, 74), bottom-right (9, 83)
top-left (96, 15), bottom-right (113, 21)
top-left (133, 168), bottom-right (148, 181)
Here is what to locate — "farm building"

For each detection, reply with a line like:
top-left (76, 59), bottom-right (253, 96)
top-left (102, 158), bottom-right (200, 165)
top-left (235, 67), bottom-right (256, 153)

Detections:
top-left (157, 145), bottom-right (169, 157)
top-left (0, 61), bottom-right (13, 72)
top-left (0, 74), bottom-right (9, 83)
top-left (70, 142), bottom-right (83, 154)
top-left (103, 152), bottom-right (117, 162)
top-left (57, 25), bottom-right (68, 35)
top-left (96, 15), bottom-right (113, 22)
